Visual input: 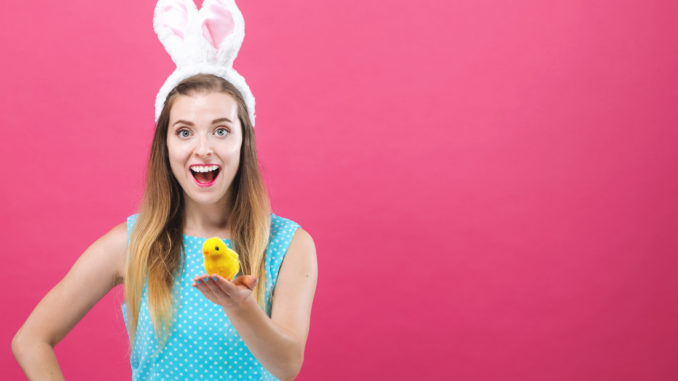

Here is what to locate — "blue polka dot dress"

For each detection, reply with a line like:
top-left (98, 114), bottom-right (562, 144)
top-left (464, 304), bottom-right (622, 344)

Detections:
top-left (121, 213), bottom-right (300, 380)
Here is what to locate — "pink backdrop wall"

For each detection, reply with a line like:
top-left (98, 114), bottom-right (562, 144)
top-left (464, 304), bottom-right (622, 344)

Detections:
top-left (2, 0), bottom-right (677, 379)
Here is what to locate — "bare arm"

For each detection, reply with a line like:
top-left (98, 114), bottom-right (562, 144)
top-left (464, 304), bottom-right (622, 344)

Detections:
top-left (192, 228), bottom-right (318, 380)
top-left (11, 222), bottom-right (128, 380)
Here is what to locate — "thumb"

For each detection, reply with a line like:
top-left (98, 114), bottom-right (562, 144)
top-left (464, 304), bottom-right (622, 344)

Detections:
top-left (236, 275), bottom-right (258, 290)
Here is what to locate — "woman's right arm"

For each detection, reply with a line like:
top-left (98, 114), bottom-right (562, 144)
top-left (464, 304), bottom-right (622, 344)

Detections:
top-left (11, 221), bottom-right (128, 380)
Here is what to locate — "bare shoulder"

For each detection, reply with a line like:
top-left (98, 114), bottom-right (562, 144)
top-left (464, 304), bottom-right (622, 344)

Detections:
top-left (281, 228), bottom-right (318, 282)
top-left (289, 228), bottom-right (316, 258)
top-left (103, 221), bottom-right (129, 285)
top-left (64, 221), bottom-right (128, 287)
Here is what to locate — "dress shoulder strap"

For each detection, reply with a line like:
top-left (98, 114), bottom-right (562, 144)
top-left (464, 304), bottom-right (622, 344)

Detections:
top-left (126, 213), bottom-right (140, 246)
top-left (264, 213), bottom-right (301, 314)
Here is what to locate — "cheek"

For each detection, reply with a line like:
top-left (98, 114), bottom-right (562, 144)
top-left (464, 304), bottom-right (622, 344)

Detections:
top-left (227, 145), bottom-right (241, 158)
top-left (167, 160), bottom-right (184, 182)
top-left (167, 139), bottom-right (189, 158)
top-left (220, 141), bottom-right (242, 160)
top-left (167, 146), bottom-right (190, 173)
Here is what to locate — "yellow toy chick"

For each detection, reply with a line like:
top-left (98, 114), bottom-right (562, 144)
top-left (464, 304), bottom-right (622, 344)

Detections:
top-left (202, 237), bottom-right (240, 281)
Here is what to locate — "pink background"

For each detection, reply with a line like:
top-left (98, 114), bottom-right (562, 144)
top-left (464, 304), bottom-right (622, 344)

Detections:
top-left (2, 0), bottom-right (677, 379)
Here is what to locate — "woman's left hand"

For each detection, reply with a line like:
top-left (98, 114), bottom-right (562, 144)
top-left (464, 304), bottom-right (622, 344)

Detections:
top-left (192, 274), bottom-right (258, 310)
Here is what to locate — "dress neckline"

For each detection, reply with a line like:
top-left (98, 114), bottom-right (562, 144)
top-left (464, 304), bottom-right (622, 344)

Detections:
top-left (182, 234), bottom-right (232, 241)
top-left (180, 212), bottom-right (277, 240)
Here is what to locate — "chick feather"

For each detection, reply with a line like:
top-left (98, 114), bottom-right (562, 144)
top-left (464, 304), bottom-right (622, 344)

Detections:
top-left (202, 237), bottom-right (240, 281)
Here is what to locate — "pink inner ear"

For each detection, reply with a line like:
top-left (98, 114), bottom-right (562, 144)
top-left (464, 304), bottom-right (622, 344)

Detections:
top-left (201, 3), bottom-right (235, 50)
top-left (160, 2), bottom-right (189, 39)
top-left (168, 24), bottom-right (185, 39)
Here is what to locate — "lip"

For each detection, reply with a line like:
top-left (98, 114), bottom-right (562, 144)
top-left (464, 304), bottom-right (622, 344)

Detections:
top-left (189, 164), bottom-right (221, 188)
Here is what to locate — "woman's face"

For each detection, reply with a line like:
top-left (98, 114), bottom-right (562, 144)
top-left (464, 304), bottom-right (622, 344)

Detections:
top-left (166, 91), bottom-right (242, 208)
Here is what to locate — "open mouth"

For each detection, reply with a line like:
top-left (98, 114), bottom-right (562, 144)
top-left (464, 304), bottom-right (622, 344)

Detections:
top-left (190, 165), bottom-right (221, 185)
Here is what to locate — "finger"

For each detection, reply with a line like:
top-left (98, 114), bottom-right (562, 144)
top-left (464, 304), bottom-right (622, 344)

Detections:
top-left (192, 275), bottom-right (210, 288)
top-left (193, 277), bottom-right (210, 291)
top-left (194, 280), bottom-right (217, 301)
top-left (233, 275), bottom-right (258, 290)
top-left (198, 286), bottom-right (216, 302)
top-left (193, 274), bottom-right (211, 284)
top-left (216, 274), bottom-right (237, 286)
top-left (204, 275), bottom-right (230, 297)
top-left (217, 278), bottom-right (238, 296)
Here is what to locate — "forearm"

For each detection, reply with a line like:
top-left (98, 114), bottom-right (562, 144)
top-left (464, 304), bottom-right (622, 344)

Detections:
top-left (12, 338), bottom-right (66, 381)
top-left (223, 296), bottom-right (302, 380)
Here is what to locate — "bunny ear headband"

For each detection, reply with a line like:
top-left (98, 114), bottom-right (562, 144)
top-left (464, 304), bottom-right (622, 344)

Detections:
top-left (153, 0), bottom-right (256, 126)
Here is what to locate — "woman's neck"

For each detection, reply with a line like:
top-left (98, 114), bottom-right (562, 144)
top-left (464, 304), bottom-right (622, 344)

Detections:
top-left (182, 194), bottom-right (233, 239)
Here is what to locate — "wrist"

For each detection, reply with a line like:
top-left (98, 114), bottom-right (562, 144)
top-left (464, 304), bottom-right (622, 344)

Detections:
top-left (222, 293), bottom-right (256, 314)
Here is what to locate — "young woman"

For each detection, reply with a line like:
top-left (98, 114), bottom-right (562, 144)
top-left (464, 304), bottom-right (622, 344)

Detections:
top-left (12, 74), bottom-right (318, 380)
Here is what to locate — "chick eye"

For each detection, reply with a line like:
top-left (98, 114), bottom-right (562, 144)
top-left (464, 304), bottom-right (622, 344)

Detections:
top-left (215, 127), bottom-right (229, 137)
top-left (177, 129), bottom-right (191, 138)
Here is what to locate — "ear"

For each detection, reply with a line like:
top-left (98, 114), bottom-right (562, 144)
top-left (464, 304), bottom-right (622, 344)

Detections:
top-left (200, 0), bottom-right (236, 50)
top-left (154, 0), bottom-right (198, 63)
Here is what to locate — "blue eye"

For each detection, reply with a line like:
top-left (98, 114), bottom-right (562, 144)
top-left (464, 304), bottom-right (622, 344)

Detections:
top-left (215, 128), bottom-right (229, 137)
top-left (178, 129), bottom-right (191, 138)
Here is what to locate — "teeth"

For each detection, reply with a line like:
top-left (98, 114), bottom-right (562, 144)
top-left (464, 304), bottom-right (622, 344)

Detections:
top-left (191, 165), bottom-right (219, 173)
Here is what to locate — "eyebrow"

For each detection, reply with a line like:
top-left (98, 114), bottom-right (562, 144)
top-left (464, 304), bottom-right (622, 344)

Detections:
top-left (172, 117), bottom-right (233, 127)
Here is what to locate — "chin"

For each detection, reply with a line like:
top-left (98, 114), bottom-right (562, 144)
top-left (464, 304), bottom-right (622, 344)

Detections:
top-left (185, 187), bottom-right (230, 204)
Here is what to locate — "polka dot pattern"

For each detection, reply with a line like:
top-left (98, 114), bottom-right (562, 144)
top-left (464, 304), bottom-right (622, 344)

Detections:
top-left (121, 213), bottom-right (300, 380)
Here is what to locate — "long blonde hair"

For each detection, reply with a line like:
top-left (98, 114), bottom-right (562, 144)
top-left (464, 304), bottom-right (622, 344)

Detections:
top-left (124, 74), bottom-right (271, 350)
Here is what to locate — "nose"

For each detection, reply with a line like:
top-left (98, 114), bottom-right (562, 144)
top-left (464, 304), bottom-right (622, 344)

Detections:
top-left (194, 134), bottom-right (213, 157)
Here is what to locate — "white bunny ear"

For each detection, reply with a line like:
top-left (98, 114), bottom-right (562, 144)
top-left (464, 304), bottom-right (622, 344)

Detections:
top-left (154, 0), bottom-right (198, 65)
top-left (154, 0), bottom-right (256, 125)
top-left (200, 0), bottom-right (245, 66)
top-left (201, 1), bottom-right (234, 50)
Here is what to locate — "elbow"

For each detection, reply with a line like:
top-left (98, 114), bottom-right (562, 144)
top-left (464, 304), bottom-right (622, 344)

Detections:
top-left (278, 345), bottom-right (304, 381)
top-left (11, 331), bottom-right (26, 361)
top-left (274, 342), bottom-right (304, 381)
top-left (11, 328), bottom-right (50, 362)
